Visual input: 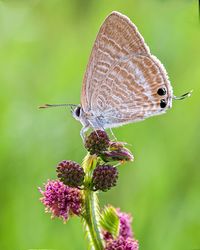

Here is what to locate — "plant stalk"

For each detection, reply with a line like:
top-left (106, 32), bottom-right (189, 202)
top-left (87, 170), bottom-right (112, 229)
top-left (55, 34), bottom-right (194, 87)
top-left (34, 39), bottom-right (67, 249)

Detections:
top-left (84, 190), bottom-right (104, 250)
top-left (82, 154), bottom-right (104, 250)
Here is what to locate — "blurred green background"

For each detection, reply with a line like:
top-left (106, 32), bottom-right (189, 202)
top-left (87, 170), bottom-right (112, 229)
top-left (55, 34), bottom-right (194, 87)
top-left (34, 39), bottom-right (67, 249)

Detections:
top-left (0, 0), bottom-right (199, 249)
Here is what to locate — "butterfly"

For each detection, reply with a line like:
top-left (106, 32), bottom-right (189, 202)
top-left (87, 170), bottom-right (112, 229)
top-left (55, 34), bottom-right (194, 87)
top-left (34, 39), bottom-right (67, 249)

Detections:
top-left (40, 11), bottom-right (191, 139)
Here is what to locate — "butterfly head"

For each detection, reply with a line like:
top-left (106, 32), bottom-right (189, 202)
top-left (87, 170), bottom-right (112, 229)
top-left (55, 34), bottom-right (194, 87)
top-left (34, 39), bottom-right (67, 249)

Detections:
top-left (72, 105), bottom-right (82, 120)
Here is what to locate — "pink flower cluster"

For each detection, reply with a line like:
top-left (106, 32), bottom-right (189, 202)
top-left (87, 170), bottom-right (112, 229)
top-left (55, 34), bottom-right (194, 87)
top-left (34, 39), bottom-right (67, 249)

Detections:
top-left (104, 209), bottom-right (139, 250)
top-left (39, 180), bottom-right (83, 222)
top-left (105, 236), bottom-right (138, 250)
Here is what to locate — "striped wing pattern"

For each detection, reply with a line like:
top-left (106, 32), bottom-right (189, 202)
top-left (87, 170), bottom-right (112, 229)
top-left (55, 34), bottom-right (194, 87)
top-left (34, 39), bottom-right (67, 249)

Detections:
top-left (81, 11), bottom-right (173, 128)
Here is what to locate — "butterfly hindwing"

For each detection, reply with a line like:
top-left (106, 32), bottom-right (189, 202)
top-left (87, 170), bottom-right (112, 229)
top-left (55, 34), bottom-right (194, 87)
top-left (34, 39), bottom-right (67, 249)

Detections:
top-left (90, 55), bottom-right (172, 128)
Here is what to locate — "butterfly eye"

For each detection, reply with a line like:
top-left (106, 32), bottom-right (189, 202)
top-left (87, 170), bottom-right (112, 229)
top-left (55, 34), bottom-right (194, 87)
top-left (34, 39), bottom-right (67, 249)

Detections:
top-left (157, 88), bottom-right (166, 96)
top-left (160, 99), bottom-right (167, 108)
top-left (75, 106), bottom-right (81, 117)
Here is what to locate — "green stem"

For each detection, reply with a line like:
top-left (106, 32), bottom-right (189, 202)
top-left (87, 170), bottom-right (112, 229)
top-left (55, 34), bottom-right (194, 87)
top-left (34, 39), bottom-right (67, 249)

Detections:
top-left (84, 190), bottom-right (104, 250)
top-left (82, 154), bottom-right (104, 250)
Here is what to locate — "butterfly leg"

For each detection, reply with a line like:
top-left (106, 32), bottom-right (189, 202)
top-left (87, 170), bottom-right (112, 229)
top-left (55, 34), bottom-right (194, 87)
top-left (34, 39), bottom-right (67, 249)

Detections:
top-left (87, 120), bottom-right (103, 138)
top-left (94, 117), bottom-right (107, 137)
top-left (109, 128), bottom-right (117, 141)
top-left (80, 125), bottom-right (90, 141)
top-left (80, 118), bottom-right (105, 140)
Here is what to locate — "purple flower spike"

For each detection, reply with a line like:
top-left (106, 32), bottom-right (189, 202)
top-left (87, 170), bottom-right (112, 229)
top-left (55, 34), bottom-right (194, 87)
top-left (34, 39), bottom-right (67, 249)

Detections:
top-left (105, 236), bottom-right (139, 250)
top-left (39, 180), bottom-right (83, 222)
top-left (117, 209), bottom-right (133, 239)
top-left (85, 130), bottom-right (110, 155)
top-left (57, 160), bottom-right (85, 187)
top-left (92, 165), bottom-right (118, 191)
top-left (103, 208), bottom-right (133, 241)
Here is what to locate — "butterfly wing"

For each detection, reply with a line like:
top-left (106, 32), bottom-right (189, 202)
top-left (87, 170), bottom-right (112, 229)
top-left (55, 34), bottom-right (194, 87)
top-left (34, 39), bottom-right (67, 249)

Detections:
top-left (90, 55), bottom-right (173, 128)
top-left (81, 11), bottom-right (150, 112)
top-left (81, 11), bottom-right (173, 129)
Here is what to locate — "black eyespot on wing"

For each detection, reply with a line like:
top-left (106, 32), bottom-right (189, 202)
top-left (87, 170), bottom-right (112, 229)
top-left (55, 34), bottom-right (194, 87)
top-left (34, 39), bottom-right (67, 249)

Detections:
top-left (157, 88), bottom-right (166, 96)
top-left (160, 99), bottom-right (167, 108)
top-left (75, 106), bottom-right (81, 117)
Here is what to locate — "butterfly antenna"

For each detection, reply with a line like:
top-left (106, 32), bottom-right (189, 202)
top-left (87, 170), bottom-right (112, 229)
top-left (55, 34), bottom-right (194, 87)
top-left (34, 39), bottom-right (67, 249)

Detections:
top-left (173, 90), bottom-right (193, 100)
top-left (38, 104), bottom-right (77, 109)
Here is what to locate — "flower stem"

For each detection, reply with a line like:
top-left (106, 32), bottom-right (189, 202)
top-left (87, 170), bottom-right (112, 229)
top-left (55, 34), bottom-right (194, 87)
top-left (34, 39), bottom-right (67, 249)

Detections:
top-left (84, 190), bottom-right (104, 250)
top-left (82, 154), bottom-right (104, 250)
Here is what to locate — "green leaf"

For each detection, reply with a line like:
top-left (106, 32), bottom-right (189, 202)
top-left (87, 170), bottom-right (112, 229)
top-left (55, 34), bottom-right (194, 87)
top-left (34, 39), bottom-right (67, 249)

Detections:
top-left (100, 205), bottom-right (120, 239)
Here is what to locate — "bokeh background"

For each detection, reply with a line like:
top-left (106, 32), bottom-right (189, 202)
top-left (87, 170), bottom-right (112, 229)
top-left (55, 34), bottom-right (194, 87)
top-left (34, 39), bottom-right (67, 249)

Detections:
top-left (0, 0), bottom-right (199, 249)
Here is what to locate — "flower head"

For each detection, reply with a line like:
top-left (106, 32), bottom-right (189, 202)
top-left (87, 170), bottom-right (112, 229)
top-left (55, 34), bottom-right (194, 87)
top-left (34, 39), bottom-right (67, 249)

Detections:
top-left (92, 165), bottom-right (118, 191)
top-left (103, 208), bottom-right (133, 241)
top-left (85, 130), bottom-right (110, 155)
top-left (39, 180), bottom-right (83, 222)
top-left (101, 141), bottom-right (134, 163)
top-left (117, 209), bottom-right (133, 239)
top-left (105, 236), bottom-right (139, 250)
top-left (56, 160), bottom-right (85, 187)
top-left (101, 148), bottom-right (134, 162)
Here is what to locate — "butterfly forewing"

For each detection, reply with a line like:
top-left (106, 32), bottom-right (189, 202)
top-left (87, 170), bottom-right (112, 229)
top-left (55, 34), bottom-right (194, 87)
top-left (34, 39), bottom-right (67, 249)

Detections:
top-left (81, 11), bottom-right (151, 112)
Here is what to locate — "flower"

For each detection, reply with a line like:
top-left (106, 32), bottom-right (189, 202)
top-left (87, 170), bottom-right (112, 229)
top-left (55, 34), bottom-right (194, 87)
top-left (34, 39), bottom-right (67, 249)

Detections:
top-left (56, 160), bottom-right (85, 187)
top-left (117, 209), bottom-right (133, 239)
top-left (105, 236), bottom-right (139, 250)
top-left (101, 141), bottom-right (134, 162)
top-left (39, 180), bottom-right (83, 222)
top-left (101, 148), bottom-right (134, 162)
top-left (103, 208), bottom-right (133, 241)
top-left (85, 130), bottom-right (110, 155)
top-left (92, 165), bottom-right (118, 191)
